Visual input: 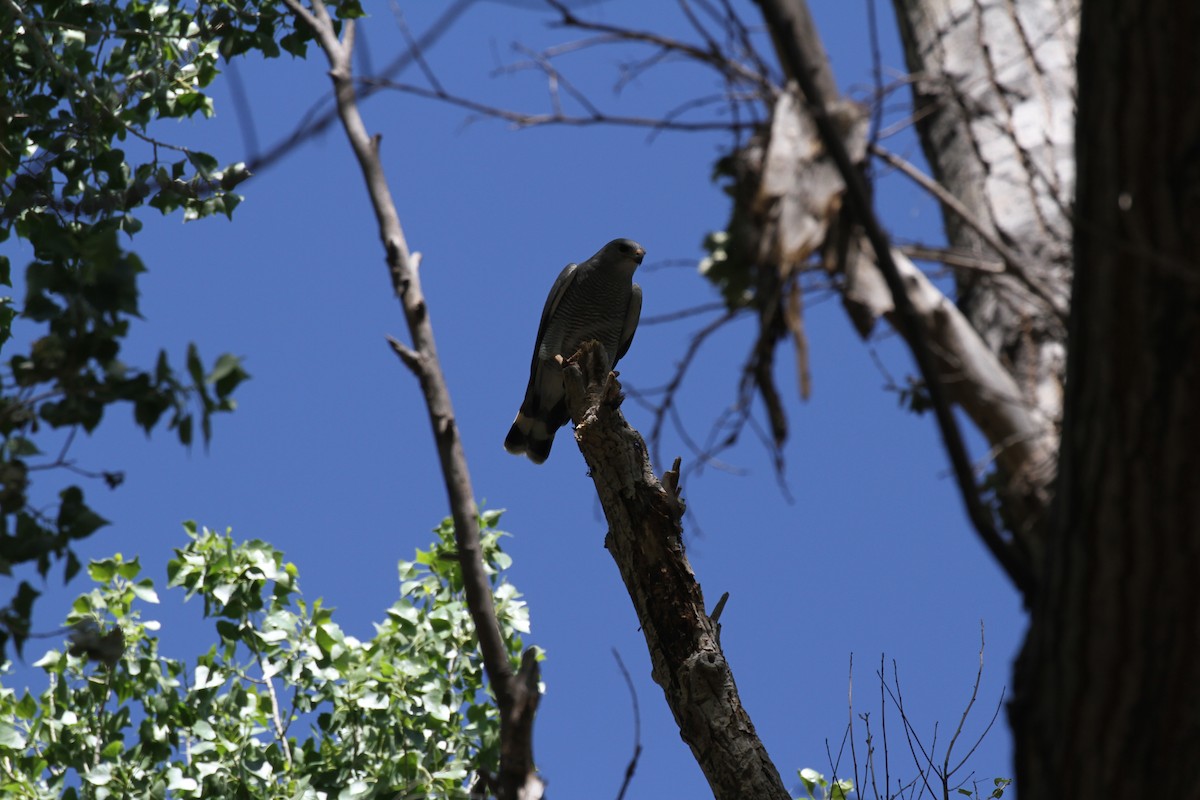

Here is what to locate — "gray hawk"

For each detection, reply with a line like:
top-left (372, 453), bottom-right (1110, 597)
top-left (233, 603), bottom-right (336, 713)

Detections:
top-left (504, 238), bottom-right (644, 463)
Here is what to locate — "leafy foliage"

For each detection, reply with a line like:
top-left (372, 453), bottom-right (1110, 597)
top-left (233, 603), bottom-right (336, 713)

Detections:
top-left (795, 768), bottom-right (853, 800)
top-left (0, 0), bottom-right (370, 657)
top-left (0, 511), bottom-right (530, 799)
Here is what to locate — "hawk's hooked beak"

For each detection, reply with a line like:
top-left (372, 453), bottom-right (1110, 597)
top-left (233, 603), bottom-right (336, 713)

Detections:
top-left (632, 246), bottom-right (646, 264)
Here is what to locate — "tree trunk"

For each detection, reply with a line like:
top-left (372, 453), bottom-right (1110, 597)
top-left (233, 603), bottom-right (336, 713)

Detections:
top-left (1011, 0), bottom-right (1200, 793)
top-left (892, 0), bottom-right (1078, 552)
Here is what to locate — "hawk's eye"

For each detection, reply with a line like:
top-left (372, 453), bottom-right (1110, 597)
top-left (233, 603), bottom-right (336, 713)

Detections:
top-left (619, 243), bottom-right (633, 255)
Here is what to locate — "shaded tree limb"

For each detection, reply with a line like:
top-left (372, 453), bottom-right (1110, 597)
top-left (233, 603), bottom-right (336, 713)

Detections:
top-left (282, 2), bottom-right (540, 797)
top-left (754, 0), bottom-right (1036, 597)
top-left (843, 247), bottom-right (1056, 563)
top-left (562, 340), bottom-right (790, 800)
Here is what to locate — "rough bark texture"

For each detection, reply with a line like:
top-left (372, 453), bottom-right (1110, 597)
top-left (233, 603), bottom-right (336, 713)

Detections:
top-left (562, 342), bottom-right (789, 800)
top-left (1011, 0), bottom-right (1200, 793)
top-left (892, 0), bottom-right (1078, 551)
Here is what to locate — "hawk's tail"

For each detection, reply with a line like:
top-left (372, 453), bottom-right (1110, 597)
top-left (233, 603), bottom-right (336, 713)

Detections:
top-left (504, 412), bottom-right (556, 464)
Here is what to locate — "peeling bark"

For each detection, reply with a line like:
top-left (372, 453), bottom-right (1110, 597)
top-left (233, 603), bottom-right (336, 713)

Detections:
top-left (563, 341), bottom-right (790, 800)
top-left (893, 0), bottom-right (1078, 546)
top-left (753, 0), bottom-right (1036, 588)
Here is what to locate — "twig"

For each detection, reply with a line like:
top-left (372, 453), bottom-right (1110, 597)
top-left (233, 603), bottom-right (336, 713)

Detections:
top-left (896, 244), bottom-right (1004, 274)
top-left (946, 624), bottom-right (1005, 777)
top-left (848, 653), bottom-right (860, 795)
top-left (246, 0), bottom-right (473, 177)
top-left (641, 301), bottom-right (729, 326)
top-left (611, 649), bottom-right (643, 800)
top-left (251, 644), bottom-right (294, 769)
top-left (546, 0), bottom-right (778, 96)
top-left (864, 0), bottom-right (886, 160)
top-left (366, 76), bottom-right (753, 133)
top-left (882, 660), bottom-right (937, 798)
top-left (871, 143), bottom-right (1067, 319)
top-left (647, 308), bottom-right (740, 468)
top-left (390, 2), bottom-right (445, 96)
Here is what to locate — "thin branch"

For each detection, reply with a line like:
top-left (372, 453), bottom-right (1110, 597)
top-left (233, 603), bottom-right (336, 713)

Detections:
top-left (642, 301), bottom-right (729, 325)
top-left (896, 244), bottom-right (1004, 274)
top-left (880, 652), bottom-right (890, 799)
top-left (942, 623), bottom-right (984, 781)
top-left (226, 59), bottom-right (261, 159)
top-left (864, 0), bottom-right (886, 160)
top-left (646, 307), bottom-right (739, 468)
top-left (870, 143), bottom-right (1067, 319)
top-left (611, 649), bottom-right (643, 800)
top-left (366, 76), bottom-right (752, 133)
top-left (390, 2), bottom-right (445, 96)
top-left (281, 3), bottom-right (537, 796)
top-left (246, 0), bottom-right (473, 177)
top-left (545, 0), bottom-right (779, 96)
top-left (248, 643), bottom-right (293, 769)
top-left (883, 661), bottom-right (938, 799)
top-left (848, 654), bottom-right (861, 795)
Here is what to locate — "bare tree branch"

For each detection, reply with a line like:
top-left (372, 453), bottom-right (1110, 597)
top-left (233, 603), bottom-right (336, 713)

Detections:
top-left (281, 3), bottom-right (540, 797)
top-left (561, 340), bottom-right (790, 800)
top-left (546, 0), bottom-right (778, 96)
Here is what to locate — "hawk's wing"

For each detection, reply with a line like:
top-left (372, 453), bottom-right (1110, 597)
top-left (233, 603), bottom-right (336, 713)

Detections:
top-left (614, 282), bottom-right (642, 366)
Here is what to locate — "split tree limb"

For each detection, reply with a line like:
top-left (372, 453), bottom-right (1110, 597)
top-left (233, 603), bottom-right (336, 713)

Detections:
top-left (562, 340), bottom-right (790, 800)
top-left (753, 0), bottom-right (1036, 596)
top-left (843, 248), bottom-right (1056, 557)
top-left (282, 2), bottom-right (540, 797)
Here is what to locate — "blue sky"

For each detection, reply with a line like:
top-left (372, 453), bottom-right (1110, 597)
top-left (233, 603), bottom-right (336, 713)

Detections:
top-left (5, 2), bottom-right (1025, 797)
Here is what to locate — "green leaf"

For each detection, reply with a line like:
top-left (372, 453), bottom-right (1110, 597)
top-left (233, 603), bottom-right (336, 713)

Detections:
top-left (4, 437), bottom-right (40, 457)
top-left (185, 343), bottom-right (205, 389)
top-left (57, 487), bottom-right (110, 541)
top-left (0, 721), bottom-right (27, 749)
top-left (89, 559), bottom-right (117, 583)
top-left (14, 692), bottom-right (37, 720)
top-left (166, 766), bottom-right (198, 793)
top-left (64, 550), bottom-right (82, 583)
top-left (83, 764), bottom-right (113, 786)
top-left (208, 353), bottom-right (249, 398)
top-left (131, 580), bottom-right (159, 604)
